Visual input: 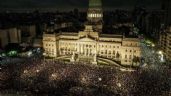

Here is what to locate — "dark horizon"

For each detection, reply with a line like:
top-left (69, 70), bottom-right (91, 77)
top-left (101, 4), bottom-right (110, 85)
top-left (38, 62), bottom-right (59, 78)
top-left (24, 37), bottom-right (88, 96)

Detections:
top-left (0, 0), bottom-right (161, 10)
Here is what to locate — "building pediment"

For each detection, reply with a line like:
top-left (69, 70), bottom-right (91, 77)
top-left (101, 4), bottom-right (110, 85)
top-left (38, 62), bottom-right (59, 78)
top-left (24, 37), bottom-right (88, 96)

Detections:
top-left (78, 36), bottom-right (96, 42)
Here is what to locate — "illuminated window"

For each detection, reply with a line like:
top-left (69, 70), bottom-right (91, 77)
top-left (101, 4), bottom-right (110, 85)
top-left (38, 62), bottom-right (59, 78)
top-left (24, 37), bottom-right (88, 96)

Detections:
top-left (90, 14), bottom-right (93, 17)
top-left (97, 14), bottom-right (99, 17)
top-left (98, 14), bottom-right (101, 17)
top-left (88, 14), bottom-right (90, 17)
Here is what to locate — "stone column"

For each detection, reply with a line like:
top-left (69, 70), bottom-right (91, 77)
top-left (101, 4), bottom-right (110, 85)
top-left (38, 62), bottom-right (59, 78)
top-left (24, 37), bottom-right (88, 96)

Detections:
top-left (70, 51), bottom-right (75, 62)
top-left (92, 54), bottom-right (97, 65)
top-left (78, 43), bottom-right (80, 54)
top-left (81, 44), bottom-right (83, 54)
top-left (83, 44), bottom-right (84, 55)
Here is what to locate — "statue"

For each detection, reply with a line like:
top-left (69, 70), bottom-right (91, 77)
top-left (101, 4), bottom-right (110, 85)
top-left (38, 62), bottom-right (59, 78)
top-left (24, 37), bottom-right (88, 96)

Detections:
top-left (70, 52), bottom-right (75, 62)
top-left (92, 54), bottom-right (97, 65)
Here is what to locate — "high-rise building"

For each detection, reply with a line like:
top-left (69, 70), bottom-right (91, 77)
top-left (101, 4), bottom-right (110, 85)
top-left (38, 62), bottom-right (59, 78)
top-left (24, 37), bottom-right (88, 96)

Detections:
top-left (160, 26), bottom-right (171, 61)
top-left (0, 28), bottom-right (21, 48)
top-left (0, 29), bottom-right (8, 48)
top-left (159, 0), bottom-right (171, 61)
top-left (19, 25), bottom-right (36, 38)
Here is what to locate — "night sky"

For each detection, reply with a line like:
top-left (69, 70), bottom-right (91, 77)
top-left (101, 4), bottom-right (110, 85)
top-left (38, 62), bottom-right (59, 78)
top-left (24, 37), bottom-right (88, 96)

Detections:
top-left (0, 0), bottom-right (161, 9)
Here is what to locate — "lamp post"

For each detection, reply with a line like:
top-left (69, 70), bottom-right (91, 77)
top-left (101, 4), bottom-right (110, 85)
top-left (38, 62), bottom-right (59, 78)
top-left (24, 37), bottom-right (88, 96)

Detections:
top-left (158, 51), bottom-right (164, 62)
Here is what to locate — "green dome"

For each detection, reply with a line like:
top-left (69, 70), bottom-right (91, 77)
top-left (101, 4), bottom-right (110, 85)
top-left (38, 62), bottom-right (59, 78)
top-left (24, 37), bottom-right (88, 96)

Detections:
top-left (89, 0), bottom-right (102, 7)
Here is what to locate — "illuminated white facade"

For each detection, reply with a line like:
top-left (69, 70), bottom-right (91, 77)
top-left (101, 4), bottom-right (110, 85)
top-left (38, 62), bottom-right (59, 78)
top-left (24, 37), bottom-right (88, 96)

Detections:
top-left (43, 25), bottom-right (141, 66)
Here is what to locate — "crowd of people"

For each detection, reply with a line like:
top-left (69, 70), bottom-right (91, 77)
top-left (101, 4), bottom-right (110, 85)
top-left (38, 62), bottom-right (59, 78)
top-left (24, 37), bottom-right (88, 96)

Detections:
top-left (0, 57), bottom-right (171, 96)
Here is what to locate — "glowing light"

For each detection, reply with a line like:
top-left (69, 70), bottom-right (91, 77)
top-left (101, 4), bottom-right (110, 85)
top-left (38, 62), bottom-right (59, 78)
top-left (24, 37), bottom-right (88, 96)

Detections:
top-left (152, 44), bottom-right (155, 47)
top-left (24, 70), bottom-right (28, 74)
top-left (28, 51), bottom-right (32, 57)
top-left (51, 73), bottom-right (57, 78)
top-left (82, 77), bottom-right (86, 81)
top-left (117, 83), bottom-right (121, 87)
top-left (2, 53), bottom-right (6, 57)
top-left (98, 77), bottom-right (102, 81)
top-left (120, 68), bottom-right (136, 72)
top-left (43, 53), bottom-right (46, 56)
top-left (158, 51), bottom-right (163, 55)
top-left (36, 70), bottom-right (40, 73)
top-left (49, 73), bottom-right (60, 81)
top-left (158, 51), bottom-right (165, 62)
top-left (8, 51), bottom-right (17, 56)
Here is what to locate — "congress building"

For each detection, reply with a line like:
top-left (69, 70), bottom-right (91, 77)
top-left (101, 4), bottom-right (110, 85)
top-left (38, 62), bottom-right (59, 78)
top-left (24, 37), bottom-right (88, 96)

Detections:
top-left (43, 0), bottom-right (141, 66)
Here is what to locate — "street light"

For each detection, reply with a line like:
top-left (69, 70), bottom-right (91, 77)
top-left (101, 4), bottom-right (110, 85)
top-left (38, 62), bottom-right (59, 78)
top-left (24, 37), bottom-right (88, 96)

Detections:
top-left (24, 70), bottom-right (28, 74)
top-left (28, 51), bottom-right (33, 57)
top-left (152, 44), bottom-right (155, 47)
top-left (117, 83), bottom-right (121, 88)
top-left (158, 51), bottom-right (162, 55)
top-left (36, 69), bottom-right (40, 73)
top-left (43, 52), bottom-right (47, 60)
top-left (98, 77), bottom-right (102, 81)
top-left (158, 51), bottom-right (165, 62)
